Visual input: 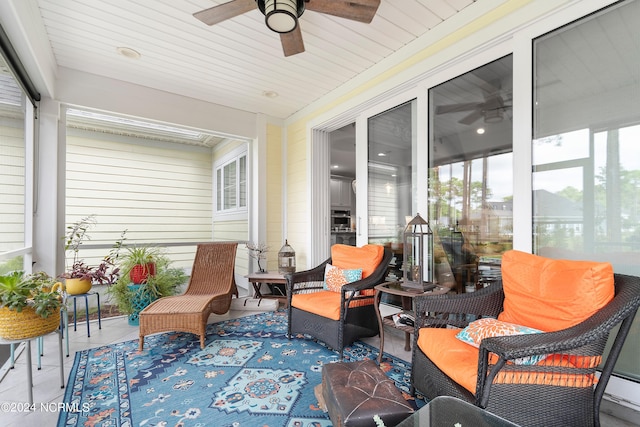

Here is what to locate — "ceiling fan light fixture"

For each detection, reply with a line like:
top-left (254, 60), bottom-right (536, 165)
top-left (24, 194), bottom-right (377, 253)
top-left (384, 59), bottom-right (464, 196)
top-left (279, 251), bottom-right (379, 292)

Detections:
top-left (483, 108), bottom-right (504, 123)
top-left (260, 0), bottom-right (304, 33)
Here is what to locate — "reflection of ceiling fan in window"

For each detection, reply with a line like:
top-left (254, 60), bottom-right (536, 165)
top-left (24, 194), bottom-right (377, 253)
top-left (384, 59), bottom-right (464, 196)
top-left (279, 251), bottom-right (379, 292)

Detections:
top-left (435, 80), bottom-right (512, 125)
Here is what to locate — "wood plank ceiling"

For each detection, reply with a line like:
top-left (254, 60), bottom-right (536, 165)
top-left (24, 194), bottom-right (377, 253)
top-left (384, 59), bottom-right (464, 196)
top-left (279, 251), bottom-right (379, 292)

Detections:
top-left (35, 0), bottom-right (476, 120)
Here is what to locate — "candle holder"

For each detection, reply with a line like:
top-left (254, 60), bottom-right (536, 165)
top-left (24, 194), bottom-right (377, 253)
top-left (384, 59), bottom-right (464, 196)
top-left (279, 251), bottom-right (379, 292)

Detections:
top-left (278, 240), bottom-right (296, 274)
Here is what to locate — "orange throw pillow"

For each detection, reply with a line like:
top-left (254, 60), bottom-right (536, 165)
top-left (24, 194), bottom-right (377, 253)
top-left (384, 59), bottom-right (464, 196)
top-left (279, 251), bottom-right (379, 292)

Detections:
top-left (498, 250), bottom-right (614, 332)
top-left (331, 244), bottom-right (384, 279)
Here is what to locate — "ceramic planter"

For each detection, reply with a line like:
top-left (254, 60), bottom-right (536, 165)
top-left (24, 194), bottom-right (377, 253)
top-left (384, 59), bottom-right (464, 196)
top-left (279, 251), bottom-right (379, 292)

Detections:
top-left (64, 278), bottom-right (92, 295)
top-left (129, 263), bottom-right (156, 284)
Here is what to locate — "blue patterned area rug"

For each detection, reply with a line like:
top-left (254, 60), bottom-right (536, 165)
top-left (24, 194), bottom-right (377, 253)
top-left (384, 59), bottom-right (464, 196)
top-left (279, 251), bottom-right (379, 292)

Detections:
top-left (57, 310), bottom-right (423, 426)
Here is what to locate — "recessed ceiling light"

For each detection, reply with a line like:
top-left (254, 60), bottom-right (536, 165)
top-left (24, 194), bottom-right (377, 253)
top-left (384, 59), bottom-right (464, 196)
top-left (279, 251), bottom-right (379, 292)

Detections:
top-left (263, 90), bottom-right (279, 98)
top-left (378, 152), bottom-right (386, 157)
top-left (116, 47), bottom-right (141, 59)
top-left (476, 127), bottom-right (485, 134)
top-left (332, 165), bottom-right (339, 169)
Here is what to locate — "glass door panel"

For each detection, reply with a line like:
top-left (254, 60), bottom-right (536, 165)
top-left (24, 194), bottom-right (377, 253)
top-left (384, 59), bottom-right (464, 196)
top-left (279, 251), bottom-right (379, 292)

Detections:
top-left (532, 0), bottom-right (640, 391)
top-left (429, 55), bottom-right (514, 293)
top-left (367, 100), bottom-right (416, 286)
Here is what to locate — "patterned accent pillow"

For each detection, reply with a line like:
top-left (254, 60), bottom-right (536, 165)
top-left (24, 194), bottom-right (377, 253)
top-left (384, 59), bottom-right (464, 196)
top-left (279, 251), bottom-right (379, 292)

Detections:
top-left (455, 318), bottom-right (547, 365)
top-left (323, 264), bottom-right (363, 293)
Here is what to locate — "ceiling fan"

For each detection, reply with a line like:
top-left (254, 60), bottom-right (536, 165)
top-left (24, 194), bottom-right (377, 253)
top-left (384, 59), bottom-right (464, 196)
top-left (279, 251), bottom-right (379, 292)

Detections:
top-left (193, 0), bottom-right (381, 57)
top-left (435, 79), bottom-right (512, 125)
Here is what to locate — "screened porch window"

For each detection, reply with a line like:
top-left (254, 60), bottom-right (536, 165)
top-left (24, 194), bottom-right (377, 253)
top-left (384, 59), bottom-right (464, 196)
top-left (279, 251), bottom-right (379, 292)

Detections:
top-left (216, 154), bottom-right (247, 213)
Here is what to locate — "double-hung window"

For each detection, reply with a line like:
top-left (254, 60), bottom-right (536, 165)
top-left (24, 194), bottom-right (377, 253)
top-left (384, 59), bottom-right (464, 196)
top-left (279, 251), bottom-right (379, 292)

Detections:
top-left (216, 151), bottom-right (247, 214)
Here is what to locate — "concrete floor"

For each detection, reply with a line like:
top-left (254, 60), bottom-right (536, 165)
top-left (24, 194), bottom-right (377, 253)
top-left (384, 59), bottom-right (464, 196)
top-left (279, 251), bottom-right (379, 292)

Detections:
top-left (0, 305), bottom-right (638, 426)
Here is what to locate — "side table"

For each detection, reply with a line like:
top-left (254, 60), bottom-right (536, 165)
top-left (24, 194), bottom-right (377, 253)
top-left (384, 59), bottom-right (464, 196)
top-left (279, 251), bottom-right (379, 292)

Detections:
top-left (245, 272), bottom-right (288, 307)
top-left (0, 330), bottom-right (65, 405)
top-left (68, 291), bottom-right (102, 337)
top-left (374, 281), bottom-right (450, 363)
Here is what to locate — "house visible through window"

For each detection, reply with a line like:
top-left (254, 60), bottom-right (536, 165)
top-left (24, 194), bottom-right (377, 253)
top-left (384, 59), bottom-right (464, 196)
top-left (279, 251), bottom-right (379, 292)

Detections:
top-left (216, 152), bottom-right (247, 213)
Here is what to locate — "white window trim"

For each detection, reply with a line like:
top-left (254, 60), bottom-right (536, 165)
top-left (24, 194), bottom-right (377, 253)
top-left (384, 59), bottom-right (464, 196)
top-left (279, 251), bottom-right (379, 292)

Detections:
top-left (214, 144), bottom-right (248, 221)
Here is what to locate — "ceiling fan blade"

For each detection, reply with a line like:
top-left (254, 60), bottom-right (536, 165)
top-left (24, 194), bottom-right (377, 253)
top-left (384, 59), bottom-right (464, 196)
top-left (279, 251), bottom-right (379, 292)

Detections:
top-left (281, 26), bottom-right (305, 57)
top-left (307, 0), bottom-right (381, 23)
top-left (193, 0), bottom-right (257, 26)
top-left (483, 95), bottom-right (505, 111)
top-left (459, 110), bottom-right (484, 125)
top-left (435, 102), bottom-right (481, 114)
top-left (468, 72), bottom-right (502, 97)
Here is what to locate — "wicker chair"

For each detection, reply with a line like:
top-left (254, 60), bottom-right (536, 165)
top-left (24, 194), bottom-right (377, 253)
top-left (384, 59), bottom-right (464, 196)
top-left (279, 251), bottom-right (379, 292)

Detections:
top-left (286, 245), bottom-right (392, 359)
top-left (138, 242), bottom-right (238, 350)
top-left (411, 273), bottom-right (640, 427)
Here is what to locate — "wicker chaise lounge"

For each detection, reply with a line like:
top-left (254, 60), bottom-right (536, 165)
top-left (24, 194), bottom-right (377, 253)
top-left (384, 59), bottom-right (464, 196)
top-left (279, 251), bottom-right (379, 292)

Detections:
top-left (138, 242), bottom-right (238, 350)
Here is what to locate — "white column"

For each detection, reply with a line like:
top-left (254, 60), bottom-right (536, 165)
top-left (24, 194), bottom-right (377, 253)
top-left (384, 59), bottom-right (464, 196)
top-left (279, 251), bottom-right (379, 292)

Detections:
top-left (32, 98), bottom-right (62, 276)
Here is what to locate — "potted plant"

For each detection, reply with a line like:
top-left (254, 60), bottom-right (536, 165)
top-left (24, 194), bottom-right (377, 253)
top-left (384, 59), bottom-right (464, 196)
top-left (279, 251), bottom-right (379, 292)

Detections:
top-left (0, 270), bottom-right (63, 340)
top-left (246, 241), bottom-right (269, 273)
top-left (107, 250), bottom-right (188, 325)
top-left (59, 215), bottom-right (125, 294)
top-left (120, 245), bottom-right (162, 284)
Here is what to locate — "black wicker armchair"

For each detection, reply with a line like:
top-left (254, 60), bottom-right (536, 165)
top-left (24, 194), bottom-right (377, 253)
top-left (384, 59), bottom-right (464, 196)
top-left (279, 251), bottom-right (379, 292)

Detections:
top-left (411, 272), bottom-right (640, 427)
top-left (286, 246), bottom-right (392, 359)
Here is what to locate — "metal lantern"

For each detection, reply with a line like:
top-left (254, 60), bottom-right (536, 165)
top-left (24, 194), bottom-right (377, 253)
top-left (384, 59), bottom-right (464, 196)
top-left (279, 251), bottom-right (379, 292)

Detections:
top-left (402, 214), bottom-right (434, 289)
top-left (278, 240), bottom-right (296, 274)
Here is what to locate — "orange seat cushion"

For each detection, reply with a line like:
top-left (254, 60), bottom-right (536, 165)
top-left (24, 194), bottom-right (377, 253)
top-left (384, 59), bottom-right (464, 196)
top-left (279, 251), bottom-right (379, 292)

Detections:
top-left (418, 327), bottom-right (597, 395)
top-left (418, 328), bottom-right (479, 394)
top-left (331, 244), bottom-right (384, 279)
top-left (498, 250), bottom-right (614, 332)
top-left (292, 291), bottom-right (374, 321)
